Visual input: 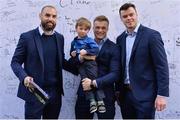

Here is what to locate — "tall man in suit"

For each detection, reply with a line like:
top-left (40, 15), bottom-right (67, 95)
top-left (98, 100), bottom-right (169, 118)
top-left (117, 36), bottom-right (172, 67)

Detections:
top-left (115, 3), bottom-right (169, 119)
top-left (11, 5), bottom-right (76, 119)
top-left (75, 15), bottom-right (120, 119)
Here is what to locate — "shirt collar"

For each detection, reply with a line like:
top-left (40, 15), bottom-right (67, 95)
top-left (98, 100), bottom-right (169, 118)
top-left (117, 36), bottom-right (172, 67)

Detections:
top-left (126, 23), bottom-right (140, 36)
top-left (38, 25), bottom-right (55, 36)
top-left (96, 37), bottom-right (108, 45)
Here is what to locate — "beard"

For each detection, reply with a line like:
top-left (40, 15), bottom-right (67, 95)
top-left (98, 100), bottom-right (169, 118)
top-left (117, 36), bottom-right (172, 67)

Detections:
top-left (41, 21), bottom-right (56, 31)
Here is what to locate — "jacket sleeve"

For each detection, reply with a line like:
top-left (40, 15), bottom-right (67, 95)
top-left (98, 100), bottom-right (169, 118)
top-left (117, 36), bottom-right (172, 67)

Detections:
top-left (11, 34), bottom-right (28, 82)
top-left (70, 40), bottom-right (75, 56)
top-left (96, 45), bottom-right (120, 89)
top-left (149, 31), bottom-right (169, 97)
top-left (61, 36), bottom-right (79, 75)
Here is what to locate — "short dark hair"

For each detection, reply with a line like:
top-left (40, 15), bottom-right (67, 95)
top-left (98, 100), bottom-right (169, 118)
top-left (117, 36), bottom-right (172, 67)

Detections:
top-left (119, 3), bottom-right (136, 15)
top-left (93, 15), bottom-right (109, 25)
top-left (41, 5), bottom-right (56, 13)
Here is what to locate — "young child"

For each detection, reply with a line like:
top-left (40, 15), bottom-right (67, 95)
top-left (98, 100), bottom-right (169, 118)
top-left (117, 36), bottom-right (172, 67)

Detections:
top-left (70, 17), bottom-right (106, 113)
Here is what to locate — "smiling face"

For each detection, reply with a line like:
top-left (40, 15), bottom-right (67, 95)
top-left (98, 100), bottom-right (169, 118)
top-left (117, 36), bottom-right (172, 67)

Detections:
top-left (120, 7), bottom-right (138, 32)
top-left (93, 20), bottom-right (108, 42)
top-left (39, 6), bottom-right (57, 31)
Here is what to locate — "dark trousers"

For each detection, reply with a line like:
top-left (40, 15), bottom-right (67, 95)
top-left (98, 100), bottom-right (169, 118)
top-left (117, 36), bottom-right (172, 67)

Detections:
top-left (120, 88), bottom-right (155, 119)
top-left (79, 61), bottom-right (105, 101)
top-left (25, 88), bottom-right (61, 119)
top-left (75, 96), bottom-right (115, 119)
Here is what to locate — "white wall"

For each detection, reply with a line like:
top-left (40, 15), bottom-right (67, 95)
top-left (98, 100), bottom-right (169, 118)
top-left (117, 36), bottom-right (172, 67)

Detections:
top-left (0, 0), bottom-right (180, 119)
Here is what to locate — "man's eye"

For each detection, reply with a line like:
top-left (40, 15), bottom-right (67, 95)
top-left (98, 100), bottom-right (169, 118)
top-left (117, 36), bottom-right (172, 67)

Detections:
top-left (45, 14), bottom-right (50, 17)
top-left (122, 15), bottom-right (127, 18)
top-left (129, 13), bottom-right (134, 17)
top-left (52, 15), bottom-right (57, 18)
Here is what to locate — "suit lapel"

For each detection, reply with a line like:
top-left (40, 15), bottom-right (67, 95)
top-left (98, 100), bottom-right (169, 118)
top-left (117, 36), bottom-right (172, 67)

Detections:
top-left (33, 28), bottom-right (44, 71)
top-left (97, 39), bottom-right (109, 58)
top-left (55, 32), bottom-right (62, 68)
top-left (121, 33), bottom-right (127, 67)
top-left (130, 25), bottom-right (143, 60)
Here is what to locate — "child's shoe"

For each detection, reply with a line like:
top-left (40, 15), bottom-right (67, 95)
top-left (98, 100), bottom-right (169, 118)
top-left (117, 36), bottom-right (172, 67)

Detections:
top-left (90, 101), bottom-right (97, 113)
top-left (97, 101), bottom-right (106, 113)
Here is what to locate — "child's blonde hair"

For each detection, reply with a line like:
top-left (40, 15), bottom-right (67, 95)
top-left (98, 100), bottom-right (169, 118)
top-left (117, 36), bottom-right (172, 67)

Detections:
top-left (75, 17), bottom-right (91, 30)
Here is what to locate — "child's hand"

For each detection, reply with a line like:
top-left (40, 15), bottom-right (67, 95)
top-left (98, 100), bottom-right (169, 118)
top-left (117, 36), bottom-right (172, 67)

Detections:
top-left (80, 49), bottom-right (87, 56)
top-left (71, 51), bottom-right (76, 57)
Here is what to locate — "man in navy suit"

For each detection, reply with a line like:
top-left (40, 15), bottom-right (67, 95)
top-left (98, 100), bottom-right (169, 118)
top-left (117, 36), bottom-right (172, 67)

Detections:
top-left (115, 3), bottom-right (169, 119)
top-left (11, 5), bottom-right (76, 119)
top-left (75, 15), bottom-right (120, 119)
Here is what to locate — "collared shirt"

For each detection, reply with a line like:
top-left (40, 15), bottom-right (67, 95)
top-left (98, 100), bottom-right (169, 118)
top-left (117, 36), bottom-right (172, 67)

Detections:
top-left (38, 26), bottom-right (55, 36)
top-left (96, 37), bottom-right (108, 51)
top-left (124, 23), bottom-right (140, 84)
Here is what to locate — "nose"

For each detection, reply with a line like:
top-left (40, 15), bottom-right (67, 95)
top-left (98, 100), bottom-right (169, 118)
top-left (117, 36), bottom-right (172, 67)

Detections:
top-left (127, 15), bottom-right (131, 20)
top-left (80, 29), bottom-right (86, 34)
top-left (98, 28), bottom-right (103, 32)
top-left (48, 16), bottom-right (54, 21)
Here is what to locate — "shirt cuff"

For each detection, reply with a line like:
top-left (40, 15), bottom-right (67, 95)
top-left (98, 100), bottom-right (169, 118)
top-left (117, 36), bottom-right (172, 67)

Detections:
top-left (157, 95), bottom-right (168, 98)
top-left (78, 55), bottom-right (84, 63)
top-left (93, 80), bottom-right (98, 88)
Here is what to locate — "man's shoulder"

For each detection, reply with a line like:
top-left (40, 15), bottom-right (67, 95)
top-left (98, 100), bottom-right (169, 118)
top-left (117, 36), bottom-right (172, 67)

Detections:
top-left (55, 31), bottom-right (64, 37)
top-left (105, 39), bottom-right (118, 48)
top-left (54, 31), bottom-right (64, 41)
top-left (117, 31), bottom-right (126, 40)
top-left (140, 25), bottom-right (160, 34)
top-left (21, 28), bottom-right (38, 37)
top-left (99, 39), bottom-right (119, 57)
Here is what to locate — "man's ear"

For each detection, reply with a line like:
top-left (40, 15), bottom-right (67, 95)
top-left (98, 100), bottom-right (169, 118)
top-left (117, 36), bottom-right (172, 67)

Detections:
top-left (39, 13), bottom-right (41, 20)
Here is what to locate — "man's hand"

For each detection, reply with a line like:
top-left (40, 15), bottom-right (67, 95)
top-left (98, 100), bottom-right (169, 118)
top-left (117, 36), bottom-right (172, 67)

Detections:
top-left (155, 96), bottom-right (167, 111)
top-left (80, 49), bottom-right (87, 56)
top-left (82, 78), bottom-right (92, 91)
top-left (24, 76), bottom-right (34, 92)
top-left (71, 51), bottom-right (77, 57)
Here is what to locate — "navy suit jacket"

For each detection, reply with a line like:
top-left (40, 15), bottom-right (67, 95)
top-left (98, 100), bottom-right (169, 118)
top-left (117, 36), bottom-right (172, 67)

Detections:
top-left (11, 28), bottom-right (76, 102)
top-left (77, 39), bottom-right (120, 103)
top-left (116, 25), bottom-right (169, 102)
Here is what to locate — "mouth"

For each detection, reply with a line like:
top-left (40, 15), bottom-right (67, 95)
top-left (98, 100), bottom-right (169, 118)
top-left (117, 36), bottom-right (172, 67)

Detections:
top-left (127, 21), bottom-right (134, 25)
top-left (97, 33), bottom-right (104, 36)
top-left (47, 22), bottom-right (54, 26)
top-left (127, 21), bottom-right (132, 24)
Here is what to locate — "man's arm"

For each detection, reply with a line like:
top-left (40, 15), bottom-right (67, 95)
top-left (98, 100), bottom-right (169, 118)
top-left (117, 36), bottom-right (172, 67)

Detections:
top-left (85, 47), bottom-right (99, 56)
top-left (61, 36), bottom-right (79, 75)
top-left (11, 34), bottom-right (28, 82)
top-left (95, 45), bottom-right (120, 89)
top-left (82, 45), bottom-right (120, 90)
top-left (150, 31), bottom-right (169, 111)
top-left (70, 40), bottom-right (75, 56)
top-left (150, 31), bottom-right (169, 97)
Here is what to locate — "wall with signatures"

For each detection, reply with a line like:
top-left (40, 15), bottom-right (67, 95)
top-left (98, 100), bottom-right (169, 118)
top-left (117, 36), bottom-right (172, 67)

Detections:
top-left (0, 0), bottom-right (180, 119)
